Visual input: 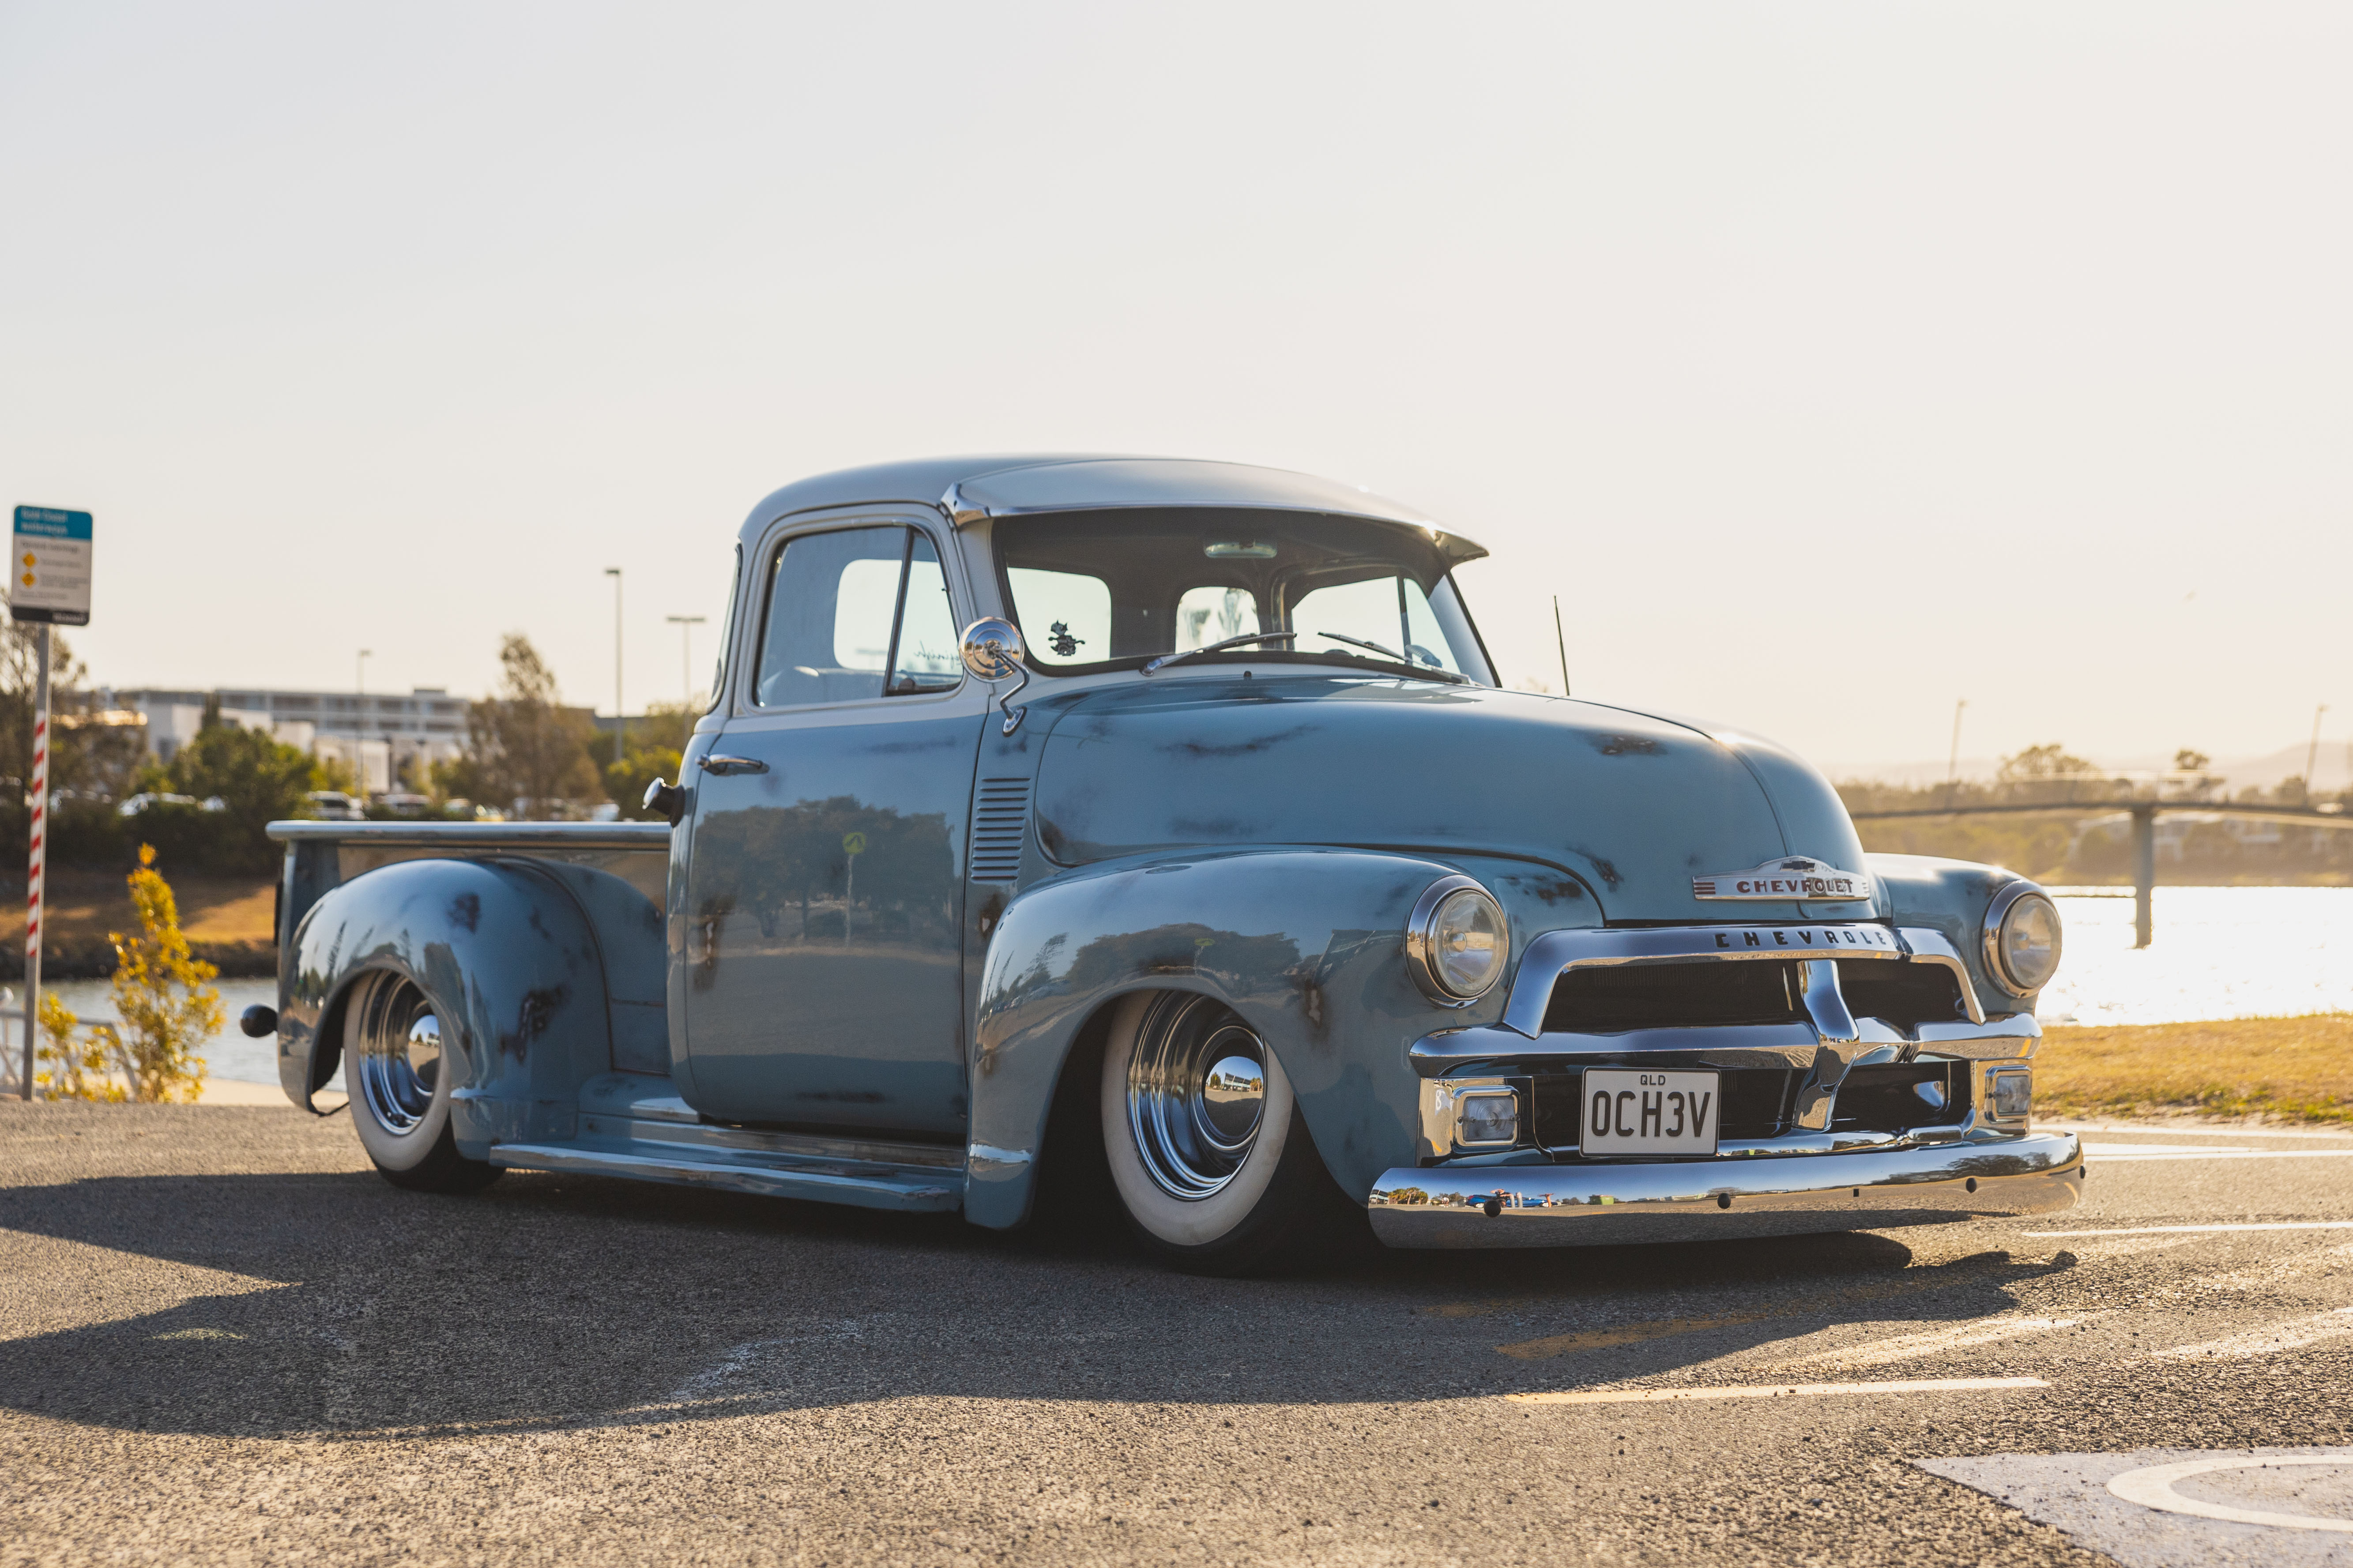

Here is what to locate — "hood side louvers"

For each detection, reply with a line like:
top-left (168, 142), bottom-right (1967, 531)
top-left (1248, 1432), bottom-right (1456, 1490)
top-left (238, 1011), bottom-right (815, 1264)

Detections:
top-left (970, 777), bottom-right (1031, 883)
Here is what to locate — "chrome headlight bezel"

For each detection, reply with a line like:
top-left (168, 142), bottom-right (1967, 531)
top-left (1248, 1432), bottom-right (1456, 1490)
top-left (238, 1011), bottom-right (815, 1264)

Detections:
top-left (1982, 881), bottom-right (2063, 996)
top-left (1406, 875), bottom-right (1509, 1005)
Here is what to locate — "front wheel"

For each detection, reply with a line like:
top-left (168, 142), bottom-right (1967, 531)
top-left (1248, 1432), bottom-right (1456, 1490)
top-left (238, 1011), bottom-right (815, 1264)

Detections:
top-left (345, 971), bottom-right (502, 1195)
top-left (1099, 991), bottom-right (1360, 1275)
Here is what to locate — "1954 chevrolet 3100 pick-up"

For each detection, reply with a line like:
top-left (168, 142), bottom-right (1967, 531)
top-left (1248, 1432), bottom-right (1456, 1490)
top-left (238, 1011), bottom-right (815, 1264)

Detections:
top-left (253, 455), bottom-right (2081, 1273)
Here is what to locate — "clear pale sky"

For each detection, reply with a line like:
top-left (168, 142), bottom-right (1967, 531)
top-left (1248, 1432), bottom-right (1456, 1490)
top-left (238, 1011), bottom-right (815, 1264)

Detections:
top-left (2, 3), bottom-right (2345, 778)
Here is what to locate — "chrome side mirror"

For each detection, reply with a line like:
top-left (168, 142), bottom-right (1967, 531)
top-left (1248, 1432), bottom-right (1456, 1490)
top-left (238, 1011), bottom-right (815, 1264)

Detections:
top-left (959, 617), bottom-right (1031, 735)
top-left (959, 617), bottom-right (1024, 680)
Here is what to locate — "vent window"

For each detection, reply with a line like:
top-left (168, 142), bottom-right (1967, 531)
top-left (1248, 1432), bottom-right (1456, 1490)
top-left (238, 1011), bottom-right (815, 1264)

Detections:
top-left (969, 777), bottom-right (1030, 882)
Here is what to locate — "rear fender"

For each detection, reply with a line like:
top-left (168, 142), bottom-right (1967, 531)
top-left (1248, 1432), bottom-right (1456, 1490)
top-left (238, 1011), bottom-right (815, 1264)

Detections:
top-left (967, 847), bottom-right (1516, 1229)
top-left (278, 858), bottom-right (623, 1156)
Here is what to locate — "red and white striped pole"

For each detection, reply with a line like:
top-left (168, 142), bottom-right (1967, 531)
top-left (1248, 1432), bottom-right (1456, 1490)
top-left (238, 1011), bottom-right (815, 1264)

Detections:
top-left (21, 624), bottom-right (49, 1099)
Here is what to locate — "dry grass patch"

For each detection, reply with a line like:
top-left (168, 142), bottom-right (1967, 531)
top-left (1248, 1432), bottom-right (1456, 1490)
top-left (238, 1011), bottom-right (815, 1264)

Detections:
top-left (2037, 1013), bottom-right (2353, 1125)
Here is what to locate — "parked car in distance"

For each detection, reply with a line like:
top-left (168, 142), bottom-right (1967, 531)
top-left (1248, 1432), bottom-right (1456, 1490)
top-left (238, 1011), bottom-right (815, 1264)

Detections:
top-left (119, 791), bottom-right (220, 817)
top-left (255, 455), bottom-right (2080, 1274)
top-left (305, 791), bottom-right (365, 822)
top-left (369, 793), bottom-right (437, 819)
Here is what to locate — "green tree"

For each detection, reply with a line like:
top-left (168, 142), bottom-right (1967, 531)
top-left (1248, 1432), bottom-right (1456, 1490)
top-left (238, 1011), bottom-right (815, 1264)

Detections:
top-left (1997, 743), bottom-right (2098, 783)
top-left (443, 634), bottom-right (600, 819)
top-left (166, 719), bottom-right (318, 870)
top-left (602, 699), bottom-right (700, 819)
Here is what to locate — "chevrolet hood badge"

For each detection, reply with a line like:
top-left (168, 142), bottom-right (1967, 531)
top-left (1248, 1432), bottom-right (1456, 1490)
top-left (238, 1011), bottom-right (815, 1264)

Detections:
top-left (1693, 856), bottom-right (1872, 902)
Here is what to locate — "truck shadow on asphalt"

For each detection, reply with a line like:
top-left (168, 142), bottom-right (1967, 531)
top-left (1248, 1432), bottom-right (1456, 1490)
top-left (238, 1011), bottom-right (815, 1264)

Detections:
top-left (0, 1167), bottom-right (2078, 1441)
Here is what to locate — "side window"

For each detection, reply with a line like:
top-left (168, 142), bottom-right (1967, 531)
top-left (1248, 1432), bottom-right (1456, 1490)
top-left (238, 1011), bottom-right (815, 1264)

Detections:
top-left (753, 526), bottom-right (963, 707)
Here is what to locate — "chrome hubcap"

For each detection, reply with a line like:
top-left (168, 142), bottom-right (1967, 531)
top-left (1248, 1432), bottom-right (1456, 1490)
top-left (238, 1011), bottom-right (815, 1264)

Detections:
top-left (1126, 995), bottom-right (1269, 1200)
top-left (353, 974), bottom-right (443, 1136)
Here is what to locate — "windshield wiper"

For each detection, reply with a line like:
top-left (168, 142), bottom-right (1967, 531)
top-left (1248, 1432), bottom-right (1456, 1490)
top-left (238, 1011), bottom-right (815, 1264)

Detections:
top-left (1312, 631), bottom-right (1469, 683)
top-left (1143, 631), bottom-right (1298, 674)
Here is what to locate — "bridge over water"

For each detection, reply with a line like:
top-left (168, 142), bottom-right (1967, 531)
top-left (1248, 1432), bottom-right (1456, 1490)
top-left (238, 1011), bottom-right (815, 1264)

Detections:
top-left (1847, 800), bottom-right (2351, 947)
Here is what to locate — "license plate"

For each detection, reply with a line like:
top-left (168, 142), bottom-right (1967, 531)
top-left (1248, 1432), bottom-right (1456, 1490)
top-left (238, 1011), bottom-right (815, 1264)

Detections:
top-left (1581, 1069), bottom-right (1720, 1156)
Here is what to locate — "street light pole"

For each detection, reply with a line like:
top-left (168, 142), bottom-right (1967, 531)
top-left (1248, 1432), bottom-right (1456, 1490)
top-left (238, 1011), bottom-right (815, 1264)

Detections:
top-left (606, 568), bottom-right (624, 766)
top-left (1945, 699), bottom-right (1967, 807)
top-left (357, 649), bottom-right (372, 795)
top-left (666, 615), bottom-right (708, 706)
top-left (2308, 704), bottom-right (2330, 804)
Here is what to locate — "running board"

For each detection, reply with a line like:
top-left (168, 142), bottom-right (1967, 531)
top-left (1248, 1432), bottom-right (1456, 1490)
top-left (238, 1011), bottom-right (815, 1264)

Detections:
top-left (489, 1135), bottom-right (964, 1213)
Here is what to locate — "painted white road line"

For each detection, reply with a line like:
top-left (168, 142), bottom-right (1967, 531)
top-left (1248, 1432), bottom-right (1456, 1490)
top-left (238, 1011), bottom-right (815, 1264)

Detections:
top-left (2108, 1456), bottom-right (2353, 1532)
top-left (2152, 1307), bottom-right (2353, 1361)
top-left (2027, 1222), bottom-right (2353, 1238)
top-left (2043, 1122), bottom-right (2353, 1142)
top-left (1507, 1377), bottom-right (2046, 1406)
top-left (2080, 1143), bottom-right (2353, 1162)
top-left (1775, 1315), bottom-right (2101, 1372)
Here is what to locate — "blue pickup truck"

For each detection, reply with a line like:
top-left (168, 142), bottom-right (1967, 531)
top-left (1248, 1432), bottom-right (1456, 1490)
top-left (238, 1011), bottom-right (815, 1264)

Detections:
top-left (256, 455), bottom-right (2080, 1273)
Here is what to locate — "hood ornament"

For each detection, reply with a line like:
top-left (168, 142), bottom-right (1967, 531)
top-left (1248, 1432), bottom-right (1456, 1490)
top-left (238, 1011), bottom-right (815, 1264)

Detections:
top-left (1693, 856), bottom-right (1872, 902)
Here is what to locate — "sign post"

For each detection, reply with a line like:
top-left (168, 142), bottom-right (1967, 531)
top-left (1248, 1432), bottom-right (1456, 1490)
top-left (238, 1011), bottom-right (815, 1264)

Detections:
top-left (11, 506), bottom-right (93, 1099)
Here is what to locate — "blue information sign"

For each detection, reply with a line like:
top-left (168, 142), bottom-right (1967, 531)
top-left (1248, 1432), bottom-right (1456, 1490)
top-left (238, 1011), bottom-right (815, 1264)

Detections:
top-left (10, 506), bottom-right (93, 625)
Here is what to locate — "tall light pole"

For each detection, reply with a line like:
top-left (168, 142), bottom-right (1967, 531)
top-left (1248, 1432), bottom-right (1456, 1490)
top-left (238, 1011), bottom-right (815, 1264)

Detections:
top-left (356, 649), bottom-right (373, 797)
top-left (605, 568), bottom-right (624, 765)
top-left (666, 615), bottom-right (708, 706)
top-left (1945, 699), bottom-right (1967, 806)
top-left (2308, 704), bottom-right (2330, 803)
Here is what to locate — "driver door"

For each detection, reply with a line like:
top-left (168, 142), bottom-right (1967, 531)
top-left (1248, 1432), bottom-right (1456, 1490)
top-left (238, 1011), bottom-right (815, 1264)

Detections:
top-left (678, 515), bottom-right (985, 1137)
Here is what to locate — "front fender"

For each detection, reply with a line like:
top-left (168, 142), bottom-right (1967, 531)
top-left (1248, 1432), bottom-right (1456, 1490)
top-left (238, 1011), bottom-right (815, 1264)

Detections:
top-left (1866, 853), bottom-right (2043, 1014)
top-left (966, 846), bottom-right (1504, 1229)
top-left (277, 858), bottom-right (621, 1157)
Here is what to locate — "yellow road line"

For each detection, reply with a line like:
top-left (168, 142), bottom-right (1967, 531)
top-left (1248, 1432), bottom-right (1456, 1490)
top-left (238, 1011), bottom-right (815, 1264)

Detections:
top-left (1495, 1310), bottom-right (1769, 1360)
top-left (1508, 1377), bottom-right (2047, 1406)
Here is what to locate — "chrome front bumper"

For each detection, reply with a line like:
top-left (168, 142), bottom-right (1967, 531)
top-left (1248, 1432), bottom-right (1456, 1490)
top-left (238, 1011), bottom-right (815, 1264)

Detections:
top-left (1364, 1129), bottom-right (2082, 1248)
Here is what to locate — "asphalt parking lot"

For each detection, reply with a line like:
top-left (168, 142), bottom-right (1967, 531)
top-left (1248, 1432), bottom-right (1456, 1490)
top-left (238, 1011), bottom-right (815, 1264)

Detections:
top-left (4, 1105), bottom-right (2350, 1566)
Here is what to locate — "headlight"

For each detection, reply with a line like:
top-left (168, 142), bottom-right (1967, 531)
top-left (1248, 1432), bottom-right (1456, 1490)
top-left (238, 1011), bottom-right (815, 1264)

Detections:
top-left (1407, 876), bottom-right (1509, 1003)
top-left (1984, 883), bottom-right (2063, 994)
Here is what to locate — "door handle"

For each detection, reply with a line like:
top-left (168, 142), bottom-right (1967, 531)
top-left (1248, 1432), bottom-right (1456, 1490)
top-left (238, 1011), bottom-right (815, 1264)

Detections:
top-left (699, 754), bottom-right (769, 776)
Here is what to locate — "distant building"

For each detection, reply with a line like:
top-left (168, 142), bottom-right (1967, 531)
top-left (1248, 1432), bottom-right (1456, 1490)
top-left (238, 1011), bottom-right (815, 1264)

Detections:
top-left (113, 686), bottom-right (471, 794)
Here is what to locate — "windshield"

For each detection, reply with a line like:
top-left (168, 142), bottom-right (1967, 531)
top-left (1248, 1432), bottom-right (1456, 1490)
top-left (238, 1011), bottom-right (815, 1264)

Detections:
top-left (993, 509), bottom-right (1493, 683)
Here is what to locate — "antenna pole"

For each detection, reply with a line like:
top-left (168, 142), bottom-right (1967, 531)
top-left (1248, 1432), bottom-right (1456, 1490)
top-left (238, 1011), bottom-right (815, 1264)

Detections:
top-left (1552, 597), bottom-right (1570, 697)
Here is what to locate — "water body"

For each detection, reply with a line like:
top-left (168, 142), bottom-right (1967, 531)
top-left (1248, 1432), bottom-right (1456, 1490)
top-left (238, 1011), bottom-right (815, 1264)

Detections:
top-left (7, 887), bottom-right (2345, 1090)
top-left (2039, 886), bottom-right (2353, 1028)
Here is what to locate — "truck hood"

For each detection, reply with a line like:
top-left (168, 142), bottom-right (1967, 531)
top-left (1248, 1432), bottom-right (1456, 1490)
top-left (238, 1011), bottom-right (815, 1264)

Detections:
top-left (1032, 675), bottom-right (1878, 924)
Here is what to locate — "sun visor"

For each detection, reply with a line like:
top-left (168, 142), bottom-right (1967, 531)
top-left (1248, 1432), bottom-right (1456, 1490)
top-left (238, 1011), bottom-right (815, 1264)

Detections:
top-left (944, 459), bottom-right (1487, 565)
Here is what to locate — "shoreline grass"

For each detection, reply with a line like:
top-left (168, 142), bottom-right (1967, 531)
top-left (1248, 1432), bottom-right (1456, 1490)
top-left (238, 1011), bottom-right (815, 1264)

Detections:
top-left (2036, 1013), bottom-right (2353, 1125)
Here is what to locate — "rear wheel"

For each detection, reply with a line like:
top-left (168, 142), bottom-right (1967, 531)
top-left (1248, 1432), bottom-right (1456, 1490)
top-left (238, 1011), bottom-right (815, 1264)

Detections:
top-left (1099, 990), bottom-right (1359, 1275)
top-left (346, 971), bottom-right (501, 1194)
